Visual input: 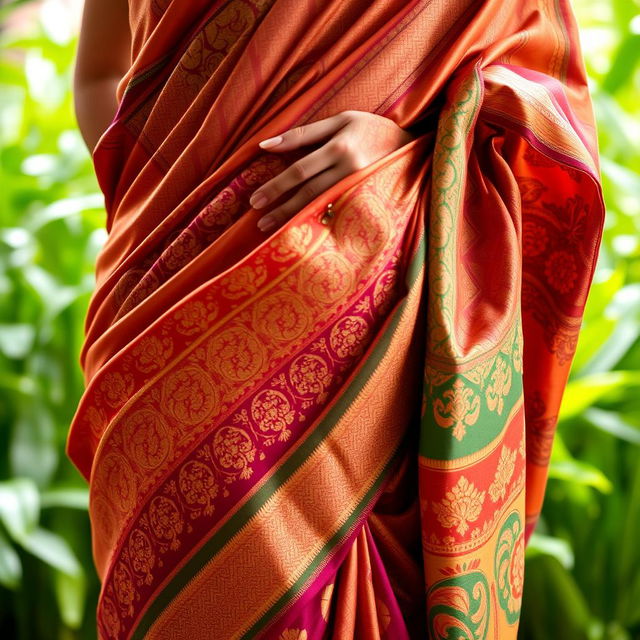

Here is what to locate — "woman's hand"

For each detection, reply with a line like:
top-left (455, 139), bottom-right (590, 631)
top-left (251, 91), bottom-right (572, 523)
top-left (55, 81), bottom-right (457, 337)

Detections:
top-left (250, 110), bottom-right (417, 232)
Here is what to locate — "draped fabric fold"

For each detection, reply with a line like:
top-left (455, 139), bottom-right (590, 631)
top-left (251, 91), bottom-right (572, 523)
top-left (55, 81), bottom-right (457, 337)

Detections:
top-left (66, 0), bottom-right (604, 637)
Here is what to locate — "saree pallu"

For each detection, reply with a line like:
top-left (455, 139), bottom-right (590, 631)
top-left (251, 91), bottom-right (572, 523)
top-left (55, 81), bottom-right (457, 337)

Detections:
top-left (65, 0), bottom-right (605, 638)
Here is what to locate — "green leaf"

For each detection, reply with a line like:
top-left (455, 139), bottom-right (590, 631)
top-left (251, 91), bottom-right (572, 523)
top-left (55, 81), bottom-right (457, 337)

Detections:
top-left (40, 488), bottom-right (89, 510)
top-left (0, 323), bottom-right (36, 359)
top-left (10, 398), bottom-right (58, 487)
top-left (584, 408), bottom-right (640, 445)
top-left (520, 554), bottom-right (593, 640)
top-left (26, 193), bottom-right (104, 231)
top-left (559, 371), bottom-right (640, 421)
top-left (526, 532), bottom-right (575, 569)
top-left (603, 34), bottom-right (640, 94)
top-left (0, 371), bottom-right (37, 395)
top-left (18, 527), bottom-right (82, 576)
top-left (548, 459), bottom-right (613, 494)
top-left (579, 320), bottom-right (640, 376)
top-left (53, 568), bottom-right (87, 629)
top-left (0, 477), bottom-right (40, 541)
top-left (0, 528), bottom-right (22, 589)
top-left (617, 459), bottom-right (640, 623)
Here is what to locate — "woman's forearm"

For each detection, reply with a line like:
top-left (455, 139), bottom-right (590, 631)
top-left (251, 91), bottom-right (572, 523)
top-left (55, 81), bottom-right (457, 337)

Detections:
top-left (72, 0), bottom-right (130, 155)
top-left (73, 76), bottom-right (122, 155)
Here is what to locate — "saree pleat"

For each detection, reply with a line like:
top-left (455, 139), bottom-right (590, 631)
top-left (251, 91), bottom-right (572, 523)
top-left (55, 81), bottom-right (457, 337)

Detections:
top-left (66, 0), bottom-right (604, 638)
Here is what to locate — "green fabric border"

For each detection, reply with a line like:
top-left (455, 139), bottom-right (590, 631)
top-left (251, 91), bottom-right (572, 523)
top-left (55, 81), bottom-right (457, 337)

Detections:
top-left (131, 226), bottom-right (427, 640)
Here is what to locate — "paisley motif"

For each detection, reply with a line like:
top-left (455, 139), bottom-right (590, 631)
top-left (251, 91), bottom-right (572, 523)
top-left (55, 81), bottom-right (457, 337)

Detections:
top-left (426, 569), bottom-right (490, 640)
top-left (494, 511), bottom-right (525, 625)
top-left (161, 366), bottom-right (219, 426)
top-left (205, 325), bottom-right (265, 381)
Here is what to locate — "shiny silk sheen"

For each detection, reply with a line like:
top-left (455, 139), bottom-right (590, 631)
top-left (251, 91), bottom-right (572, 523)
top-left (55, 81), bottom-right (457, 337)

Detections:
top-left (66, 0), bottom-right (605, 638)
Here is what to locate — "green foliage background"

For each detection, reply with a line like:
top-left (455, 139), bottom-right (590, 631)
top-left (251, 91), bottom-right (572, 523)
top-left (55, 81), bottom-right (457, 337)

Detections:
top-left (1, 0), bottom-right (639, 638)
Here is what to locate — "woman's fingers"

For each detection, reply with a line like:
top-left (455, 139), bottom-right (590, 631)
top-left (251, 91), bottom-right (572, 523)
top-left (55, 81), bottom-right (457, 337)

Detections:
top-left (250, 138), bottom-right (342, 210)
top-left (258, 111), bottom-right (350, 151)
top-left (257, 164), bottom-right (347, 232)
top-left (252, 110), bottom-right (416, 232)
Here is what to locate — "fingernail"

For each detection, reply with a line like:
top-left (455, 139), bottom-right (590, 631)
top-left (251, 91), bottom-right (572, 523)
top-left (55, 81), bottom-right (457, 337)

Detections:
top-left (259, 135), bottom-right (283, 148)
top-left (258, 218), bottom-right (276, 232)
top-left (250, 192), bottom-right (268, 208)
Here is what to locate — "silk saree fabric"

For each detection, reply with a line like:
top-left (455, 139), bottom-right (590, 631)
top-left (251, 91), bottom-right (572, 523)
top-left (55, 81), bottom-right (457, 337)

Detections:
top-left (65, 0), bottom-right (605, 637)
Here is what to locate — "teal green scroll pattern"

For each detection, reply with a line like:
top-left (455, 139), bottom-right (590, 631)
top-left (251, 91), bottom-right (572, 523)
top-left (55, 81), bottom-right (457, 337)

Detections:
top-left (426, 566), bottom-right (490, 640)
top-left (494, 510), bottom-right (524, 625)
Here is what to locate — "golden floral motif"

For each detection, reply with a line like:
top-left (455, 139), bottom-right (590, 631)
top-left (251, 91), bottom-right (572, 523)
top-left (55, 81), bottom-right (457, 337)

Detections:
top-left (128, 528), bottom-right (155, 584)
top-left (329, 315), bottom-right (371, 359)
top-left (463, 357), bottom-right (495, 389)
top-left (162, 366), bottom-right (219, 426)
top-left (486, 356), bottom-right (512, 415)
top-left (85, 404), bottom-right (107, 439)
top-left (148, 496), bottom-right (184, 550)
top-left (222, 264), bottom-right (268, 299)
top-left (289, 354), bottom-right (332, 398)
top-left (354, 297), bottom-right (372, 316)
top-left (206, 325), bottom-right (265, 381)
top-left (334, 190), bottom-right (391, 258)
top-left (100, 596), bottom-right (121, 638)
top-left (173, 300), bottom-right (213, 336)
top-left (179, 1), bottom-right (254, 88)
top-left (91, 495), bottom-right (117, 552)
top-left (513, 329), bottom-right (523, 374)
top-left (488, 445), bottom-right (517, 503)
top-left (373, 268), bottom-right (399, 316)
top-left (253, 291), bottom-right (311, 342)
top-left (269, 224), bottom-right (314, 262)
top-left (122, 409), bottom-right (171, 470)
top-left (99, 371), bottom-right (135, 409)
top-left (510, 534), bottom-right (525, 602)
top-left (161, 228), bottom-right (200, 271)
top-left (432, 476), bottom-right (486, 535)
top-left (433, 378), bottom-right (481, 441)
top-left (320, 582), bottom-right (334, 621)
top-left (101, 453), bottom-right (136, 513)
top-left (250, 389), bottom-right (295, 443)
top-left (297, 250), bottom-right (356, 305)
top-left (131, 335), bottom-right (174, 374)
top-left (212, 425), bottom-right (257, 480)
top-left (240, 153), bottom-right (285, 187)
top-left (200, 188), bottom-right (238, 229)
top-left (113, 560), bottom-right (135, 616)
top-left (112, 267), bottom-right (147, 309)
top-left (178, 460), bottom-right (219, 516)
top-left (278, 629), bottom-right (307, 640)
top-left (425, 365), bottom-right (453, 390)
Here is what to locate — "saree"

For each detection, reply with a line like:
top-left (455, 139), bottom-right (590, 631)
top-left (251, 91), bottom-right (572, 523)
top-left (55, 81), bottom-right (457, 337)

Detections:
top-left (65, 0), bottom-right (605, 637)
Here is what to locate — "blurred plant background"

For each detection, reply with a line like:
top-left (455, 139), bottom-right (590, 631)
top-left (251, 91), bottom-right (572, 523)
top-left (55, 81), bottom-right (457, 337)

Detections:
top-left (0, 0), bottom-right (638, 638)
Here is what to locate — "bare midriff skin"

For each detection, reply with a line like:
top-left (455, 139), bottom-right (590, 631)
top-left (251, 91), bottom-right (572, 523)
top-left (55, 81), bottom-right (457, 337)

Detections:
top-left (73, 0), bottom-right (416, 233)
